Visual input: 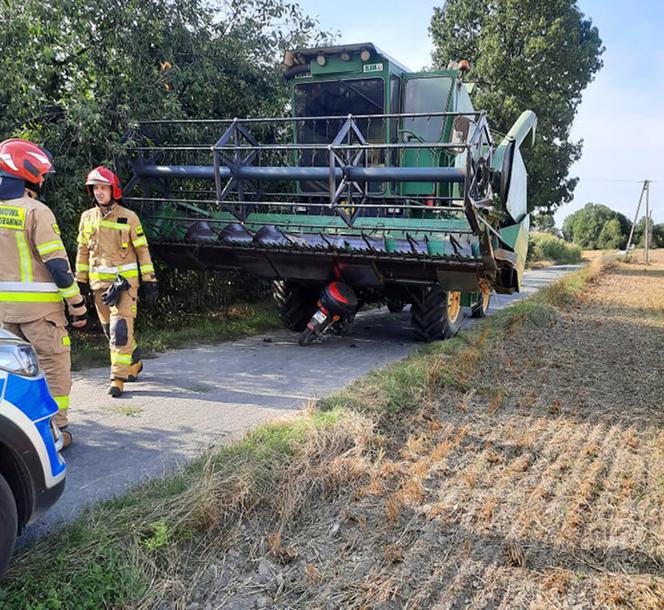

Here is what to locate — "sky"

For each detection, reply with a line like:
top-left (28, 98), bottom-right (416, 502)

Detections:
top-left (294, 0), bottom-right (664, 226)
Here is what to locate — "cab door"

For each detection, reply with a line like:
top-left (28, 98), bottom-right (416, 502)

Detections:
top-left (399, 73), bottom-right (455, 197)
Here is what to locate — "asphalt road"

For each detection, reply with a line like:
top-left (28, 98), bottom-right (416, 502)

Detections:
top-left (23, 264), bottom-right (580, 540)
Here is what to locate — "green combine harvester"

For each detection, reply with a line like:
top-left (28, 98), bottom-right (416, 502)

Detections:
top-left (123, 43), bottom-right (536, 343)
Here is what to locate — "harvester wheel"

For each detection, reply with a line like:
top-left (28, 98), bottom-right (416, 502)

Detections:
top-left (387, 299), bottom-right (406, 313)
top-left (273, 281), bottom-right (319, 332)
top-left (411, 286), bottom-right (462, 341)
top-left (471, 290), bottom-right (491, 318)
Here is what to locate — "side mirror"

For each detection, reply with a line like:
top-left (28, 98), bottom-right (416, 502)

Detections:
top-left (452, 116), bottom-right (470, 143)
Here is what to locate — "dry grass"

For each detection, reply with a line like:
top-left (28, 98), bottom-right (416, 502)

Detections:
top-left (6, 255), bottom-right (664, 610)
top-left (165, 255), bottom-right (664, 610)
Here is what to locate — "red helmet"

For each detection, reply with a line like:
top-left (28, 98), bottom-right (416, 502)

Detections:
top-left (85, 166), bottom-right (122, 200)
top-left (0, 138), bottom-right (54, 186)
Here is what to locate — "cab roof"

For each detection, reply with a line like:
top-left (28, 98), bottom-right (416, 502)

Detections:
top-left (283, 42), bottom-right (411, 73)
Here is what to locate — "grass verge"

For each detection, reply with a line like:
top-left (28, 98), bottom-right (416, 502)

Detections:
top-left (0, 257), bottom-right (615, 609)
top-left (71, 301), bottom-right (281, 370)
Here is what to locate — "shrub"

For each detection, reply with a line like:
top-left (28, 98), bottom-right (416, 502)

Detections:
top-left (528, 232), bottom-right (582, 264)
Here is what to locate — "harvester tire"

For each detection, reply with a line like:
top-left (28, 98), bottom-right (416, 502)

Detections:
top-left (387, 299), bottom-right (406, 313)
top-left (471, 291), bottom-right (491, 318)
top-left (273, 281), bottom-right (318, 332)
top-left (411, 285), bottom-right (462, 341)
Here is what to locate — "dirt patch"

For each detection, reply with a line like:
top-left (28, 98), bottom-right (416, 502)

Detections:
top-left (165, 261), bottom-right (664, 610)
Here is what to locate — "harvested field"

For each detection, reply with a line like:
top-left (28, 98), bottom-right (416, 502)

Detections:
top-left (174, 258), bottom-right (664, 610)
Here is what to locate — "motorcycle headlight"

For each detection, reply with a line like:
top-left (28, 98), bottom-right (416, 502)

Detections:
top-left (0, 343), bottom-right (40, 377)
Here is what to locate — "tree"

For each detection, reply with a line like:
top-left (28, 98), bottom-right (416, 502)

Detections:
top-left (632, 217), bottom-right (663, 248)
top-left (597, 218), bottom-right (624, 250)
top-left (0, 0), bottom-right (329, 241)
top-left (531, 212), bottom-right (558, 235)
top-left (561, 203), bottom-right (631, 249)
top-left (430, 0), bottom-right (604, 212)
top-left (0, 0), bottom-right (331, 320)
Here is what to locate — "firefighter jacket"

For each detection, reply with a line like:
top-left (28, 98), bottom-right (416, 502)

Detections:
top-left (0, 194), bottom-right (85, 323)
top-left (75, 203), bottom-right (156, 291)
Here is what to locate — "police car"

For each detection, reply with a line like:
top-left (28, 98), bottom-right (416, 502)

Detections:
top-left (0, 329), bottom-right (66, 579)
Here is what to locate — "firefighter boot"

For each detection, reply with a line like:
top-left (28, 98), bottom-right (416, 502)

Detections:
top-left (127, 361), bottom-right (143, 382)
top-left (108, 379), bottom-right (124, 398)
top-left (60, 427), bottom-right (72, 450)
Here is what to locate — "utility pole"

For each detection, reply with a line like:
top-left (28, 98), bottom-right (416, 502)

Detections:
top-left (624, 180), bottom-right (648, 259)
top-left (645, 180), bottom-right (651, 265)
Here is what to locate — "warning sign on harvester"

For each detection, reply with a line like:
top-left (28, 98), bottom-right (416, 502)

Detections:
top-left (0, 206), bottom-right (26, 230)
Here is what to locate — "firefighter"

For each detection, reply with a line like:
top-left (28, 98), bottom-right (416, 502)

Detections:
top-left (0, 139), bottom-right (87, 448)
top-left (75, 167), bottom-right (158, 397)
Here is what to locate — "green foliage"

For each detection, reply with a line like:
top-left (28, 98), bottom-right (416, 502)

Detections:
top-left (0, 0), bottom-right (330, 312)
top-left (632, 216), bottom-right (664, 248)
top-left (531, 212), bottom-right (558, 235)
top-left (597, 218), bottom-right (625, 249)
top-left (528, 232), bottom-right (582, 264)
top-left (141, 520), bottom-right (170, 551)
top-left (430, 0), bottom-right (604, 211)
top-left (561, 203), bottom-right (632, 249)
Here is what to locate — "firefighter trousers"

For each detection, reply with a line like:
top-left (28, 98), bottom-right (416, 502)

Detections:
top-left (93, 286), bottom-right (140, 381)
top-left (1, 312), bottom-right (72, 428)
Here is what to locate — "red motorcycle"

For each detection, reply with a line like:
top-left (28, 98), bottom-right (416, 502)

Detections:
top-left (299, 281), bottom-right (359, 346)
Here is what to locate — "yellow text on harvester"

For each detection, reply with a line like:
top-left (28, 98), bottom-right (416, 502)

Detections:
top-left (0, 206), bottom-right (26, 231)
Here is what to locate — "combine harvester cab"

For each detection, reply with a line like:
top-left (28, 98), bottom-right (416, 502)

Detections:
top-left (123, 43), bottom-right (536, 342)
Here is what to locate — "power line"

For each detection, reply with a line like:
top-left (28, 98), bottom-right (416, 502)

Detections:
top-left (577, 178), bottom-right (660, 184)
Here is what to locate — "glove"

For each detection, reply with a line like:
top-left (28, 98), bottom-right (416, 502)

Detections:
top-left (78, 282), bottom-right (95, 310)
top-left (101, 275), bottom-right (130, 307)
top-left (139, 281), bottom-right (159, 307)
top-left (68, 298), bottom-right (88, 329)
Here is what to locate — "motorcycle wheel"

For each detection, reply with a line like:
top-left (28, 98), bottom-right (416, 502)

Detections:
top-left (298, 327), bottom-right (318, 346)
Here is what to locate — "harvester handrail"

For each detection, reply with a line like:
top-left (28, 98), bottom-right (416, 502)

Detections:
top-left (131, 142), bottom-right (474, 152)
top-left (138, 111), bottom-right (484, 125)
top-left (214, 142), bottom-right (472, 151)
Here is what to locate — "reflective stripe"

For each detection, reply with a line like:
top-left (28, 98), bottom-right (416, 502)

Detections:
top-left (0, 292), bottom-right (63, 302)
top-left (36, 239), bottom-right (65, 255)
top-left (62, 336), bottom-right (71, 346)
top-left (132, 236), bottom-right (148, 248)
top-left (100, 220), bottom-right (128, 231)
top-left (77, 263), bottom-right (90, 271)
top-left (59, 282), bottom-right (80, 298)
top-left (90, 270), bottom-right (138, 281)
top-left (89, 262), bottom-right (139, 281)
top-left (0, 280), bottom-right (62, 303)
top-left (111, 353), bottom-right (132, 365)
top-left (91, 263), bottom-right (138, 274)
top-left (53, 395), bottom-right (70, 410)
top-left (15, 232), bottom-right (32, 282)
top-left (140, 263), bottom-right (154, 274)
top-left (0, 281), bottom-right (59, 292)
top-left (122, 242), bottom-right (128, 249)
top-left (81, 219), bottom-right (128, 234)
